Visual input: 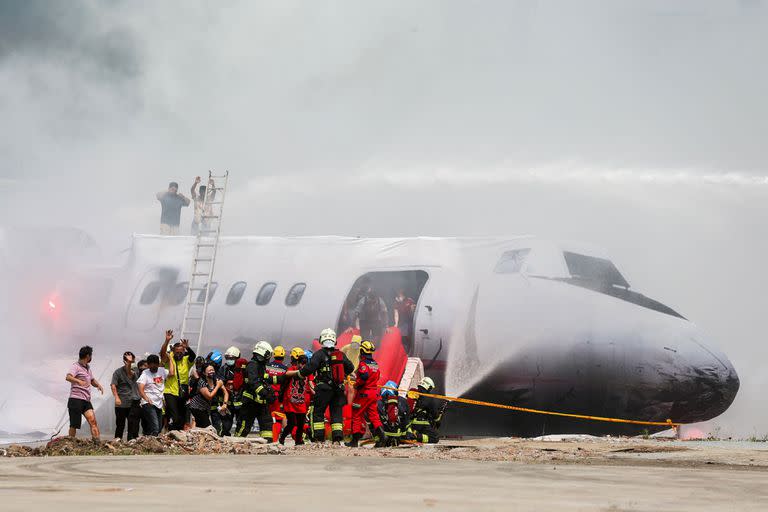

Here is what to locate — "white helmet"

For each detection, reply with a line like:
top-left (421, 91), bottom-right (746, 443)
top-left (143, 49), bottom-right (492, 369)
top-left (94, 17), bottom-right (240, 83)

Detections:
top-left (419, 377), bottom-right (435, 391)
top-left (319, 328), bottom-right (337, 349)
top-left (253, 340), bottom-right (273, 359)
top-left (224, 346), bottom-right (241, 358)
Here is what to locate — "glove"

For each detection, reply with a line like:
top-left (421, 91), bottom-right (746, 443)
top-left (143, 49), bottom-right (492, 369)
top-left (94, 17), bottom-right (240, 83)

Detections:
top-left (352, 402), bottom-right (362, 410)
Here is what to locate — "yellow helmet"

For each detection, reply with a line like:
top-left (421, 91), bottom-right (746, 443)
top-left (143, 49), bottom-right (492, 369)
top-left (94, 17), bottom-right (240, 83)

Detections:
top-left (350, 335), bottom-right (362, 345)
top-left (290, 347), bottom-right (305, 360)
top-left (273, 345), bottom-right (286, 359)
top-left (360, 340), bottom-right (375, 354)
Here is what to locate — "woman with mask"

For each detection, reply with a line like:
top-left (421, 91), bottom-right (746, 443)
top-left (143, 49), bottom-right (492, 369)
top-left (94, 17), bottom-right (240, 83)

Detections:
top-left (189, 364), bottom-right (228, 429)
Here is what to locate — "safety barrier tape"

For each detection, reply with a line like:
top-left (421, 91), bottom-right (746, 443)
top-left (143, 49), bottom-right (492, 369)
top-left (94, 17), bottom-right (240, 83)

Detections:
top-left (377, 384), bottom-right (681, 428)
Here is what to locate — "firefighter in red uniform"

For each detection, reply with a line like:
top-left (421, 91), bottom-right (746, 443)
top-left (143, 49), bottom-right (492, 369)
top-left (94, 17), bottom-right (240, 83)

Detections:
top-left (266, 345), bottom-right (288, 442)
top-left (279, 347), bottom-right (312, 445)
top-left (348, 340), bottom-right (386, 447)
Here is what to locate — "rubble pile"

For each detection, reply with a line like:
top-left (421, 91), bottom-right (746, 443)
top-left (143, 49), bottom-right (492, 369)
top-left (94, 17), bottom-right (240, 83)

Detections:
top-left (0, 428), bottom-right (279, 458)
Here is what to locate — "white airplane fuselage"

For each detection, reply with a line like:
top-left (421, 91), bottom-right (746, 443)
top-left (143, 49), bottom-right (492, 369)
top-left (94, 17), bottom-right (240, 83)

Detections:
top-left (46, 235), bottom-right (740, 436)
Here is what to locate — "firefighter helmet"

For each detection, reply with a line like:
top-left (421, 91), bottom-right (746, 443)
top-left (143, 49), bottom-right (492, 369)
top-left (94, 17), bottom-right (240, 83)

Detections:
top-left (253, 340), bottom-right (273, 360)
top-left (319, 328), bottom-right (337, 348)
top-left (350, 334), bottom-right (362, 345)
top-left (381, 380), bottom-right (398, 397)
top-left (360, 340), bottom-right (376, 354)
top-left (290, 347), bottom-right (305, 360)
top-left (419, 377), bottom-right (435, 391)
top-left (273, 345), bottom-right (286, 359)
top-left (224, 346), bottom-right (241, 359)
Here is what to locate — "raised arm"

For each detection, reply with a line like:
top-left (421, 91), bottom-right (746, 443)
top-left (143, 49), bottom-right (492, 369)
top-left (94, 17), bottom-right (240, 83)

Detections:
top-left (160, 329), bottom-right (173, 364)
top-left (156, 191), bottom-right (165, 201)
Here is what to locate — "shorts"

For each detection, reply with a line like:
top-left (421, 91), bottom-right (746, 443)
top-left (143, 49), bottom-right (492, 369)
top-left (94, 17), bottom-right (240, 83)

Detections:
top-left (67, 398), bottom-right (94, 429)
top-left (160, 224), bottom-right (180, 236)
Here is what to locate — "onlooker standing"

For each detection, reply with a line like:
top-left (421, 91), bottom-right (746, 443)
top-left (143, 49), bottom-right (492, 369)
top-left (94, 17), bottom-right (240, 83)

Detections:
top-left (160, 330), bottom-right (196, 431)
top-left (189, 364), bottom-right (228, 429)
top-left (156, 181), bottom-right (191, 235)
top-left (110, 351), bottom-right (141, 441)
top-left (137, 354), bottom-right (172, 436)
top-left (65, 345), bottom-right (104, 439)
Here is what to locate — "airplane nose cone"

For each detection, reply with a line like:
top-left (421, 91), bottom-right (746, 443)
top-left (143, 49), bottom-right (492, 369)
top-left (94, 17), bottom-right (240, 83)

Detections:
top-left (669, 343), bottom-right (740, 423)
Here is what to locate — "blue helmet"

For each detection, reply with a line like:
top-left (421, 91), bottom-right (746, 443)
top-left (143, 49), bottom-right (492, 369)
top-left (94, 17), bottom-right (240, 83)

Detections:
top-left (381, 380), bottom-right (398, 397)
top-left (304, 350), bottom-right (313, 361)
top-left (208, 350), bottom-right (223, 366)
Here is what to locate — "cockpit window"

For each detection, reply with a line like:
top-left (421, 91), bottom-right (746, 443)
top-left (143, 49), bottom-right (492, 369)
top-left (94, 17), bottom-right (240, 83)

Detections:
top-left (285, 283), bottom-right (306, 306)
top-left (563, 252), bottom-right (630, 289)
top-left (140, 282), bottom-right (162, 305)
top-left (494, 249), bottom-right (531, 274)
top-left (256, 282), bottom-right (277, 306)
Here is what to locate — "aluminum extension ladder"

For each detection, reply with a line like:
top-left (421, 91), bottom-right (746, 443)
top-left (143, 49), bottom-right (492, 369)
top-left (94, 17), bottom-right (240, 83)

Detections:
top-left (180, 170), bottom-right (229, 354)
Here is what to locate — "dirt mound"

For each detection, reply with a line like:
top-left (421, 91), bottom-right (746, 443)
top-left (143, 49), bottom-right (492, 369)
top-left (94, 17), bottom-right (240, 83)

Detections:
top-left (1, 428), bottom-right (278, 457)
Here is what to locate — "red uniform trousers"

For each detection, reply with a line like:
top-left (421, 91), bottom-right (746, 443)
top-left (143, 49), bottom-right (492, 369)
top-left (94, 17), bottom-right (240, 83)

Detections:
top-left (351, 391), bottom-right (382, 435)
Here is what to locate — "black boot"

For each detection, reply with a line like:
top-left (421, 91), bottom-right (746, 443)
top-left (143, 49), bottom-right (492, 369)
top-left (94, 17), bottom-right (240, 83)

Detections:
top-left (346, 433), bottom-right (362, 448)
top-left (374, 427), bottom-right (387, 448)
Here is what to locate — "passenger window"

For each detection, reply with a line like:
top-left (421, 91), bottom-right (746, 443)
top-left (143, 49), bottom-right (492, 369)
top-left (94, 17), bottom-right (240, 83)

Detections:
top-left (196, 282), bottom-right (218, 303)
top-left (226, 281), bottom-right (247, 305)
top-left (139, 282), bottom-right (162, 305)
top-left (255, 282), bottom-right (277, 306)
top-left (169, 282), bottom-right (189, 305)
top-left (285, 283), bottom-right (306, 306)
top-left (494, 249), bottom-right (531, 274)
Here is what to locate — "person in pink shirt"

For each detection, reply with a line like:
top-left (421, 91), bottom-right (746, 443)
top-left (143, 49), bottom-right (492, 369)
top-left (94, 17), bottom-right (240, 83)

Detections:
top-left (65, 346), bottom-right (104, 439)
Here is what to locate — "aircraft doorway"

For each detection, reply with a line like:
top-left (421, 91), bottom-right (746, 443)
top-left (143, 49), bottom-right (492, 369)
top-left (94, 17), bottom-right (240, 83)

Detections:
top-left (338, 270), bottom-right (428, 354)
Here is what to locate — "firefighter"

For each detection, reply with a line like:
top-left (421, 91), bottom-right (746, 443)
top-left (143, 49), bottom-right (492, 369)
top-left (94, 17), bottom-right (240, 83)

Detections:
top-left (267, 346), bottom-right (288, 442)
top-left (348, 340), bottom-right (385, 447)
top-left (279, 348), bottom-right (312, 445)
top-left (231, 357), bottom-right (249, 434)
top-left (378, 380), bottom-right (409, 446)
top-left (286, 328), bottom-right (353, 444)
top-left (235, 341), bottom-right (281, 441)
top-left (214, 346), bottom-right (240, 436)
top-left (407, 377), bottom-right (445, 444)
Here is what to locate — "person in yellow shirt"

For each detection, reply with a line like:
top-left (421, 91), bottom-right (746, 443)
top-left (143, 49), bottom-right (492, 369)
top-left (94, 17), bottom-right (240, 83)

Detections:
top-left (160, 330), bottom-right (196, 431)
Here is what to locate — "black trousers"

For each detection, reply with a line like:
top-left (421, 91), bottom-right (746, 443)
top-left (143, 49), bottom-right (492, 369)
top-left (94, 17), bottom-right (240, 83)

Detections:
top-left (280, 412), bottom-right (306, 444)
top-left (312, 383), bottom-right (346, 442)
top-left (191, 408), bottom-right (211, 428)
top-left (114, 400), bottom-right (142, 440)
top-left (235, 400), bottom-right (273, 440)
top-left (213, 409), bottom-right (234, 436)
top-left (412, 425), bottom-right (439, 444)
top-left (163, 393), bottom-right (186, 431)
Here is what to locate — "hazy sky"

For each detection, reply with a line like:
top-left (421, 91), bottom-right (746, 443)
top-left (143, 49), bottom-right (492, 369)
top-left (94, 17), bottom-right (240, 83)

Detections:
top-left (1, 1), bottom-right (766, 436)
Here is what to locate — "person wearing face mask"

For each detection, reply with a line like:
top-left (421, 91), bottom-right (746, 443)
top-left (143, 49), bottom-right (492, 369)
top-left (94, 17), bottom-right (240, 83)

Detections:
top-left (137, 354), bottom-right (173, 436)
top-left (65, 345), bottom-right (104, 440)
top-left (215, 347), bottom-right (240, 436)
top-left (189, 364), bottom-right (228, 429)
top-left (110, 351), bottom-right (141, 441)
top-left (160, 329), bottom-right (196, 431)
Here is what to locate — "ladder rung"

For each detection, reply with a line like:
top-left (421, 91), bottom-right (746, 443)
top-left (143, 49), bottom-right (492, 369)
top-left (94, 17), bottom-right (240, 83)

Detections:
top-left (206, 202), bottom-right (224, 205)
top-left (192, 272), bottom-right (210, 277)
top-left (201, 215), bottom-right (219, 219)
top-left (187, 301), bottom-right (207, 306)
top-left (188, 287), bottom-right (206, 291)
top-left (196, 243), bottom-right (215, 247)
top-left (195, 258), bottom-right (213, 262)
top-left (185, 316), bottom-right (203, 320)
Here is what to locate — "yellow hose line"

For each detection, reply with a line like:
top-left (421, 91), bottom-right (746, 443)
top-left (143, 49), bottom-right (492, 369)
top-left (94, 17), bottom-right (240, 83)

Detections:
top-left (379, 385), bottom-right (681, 428)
